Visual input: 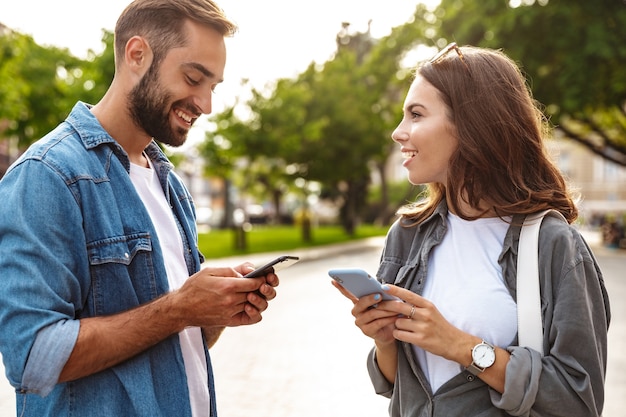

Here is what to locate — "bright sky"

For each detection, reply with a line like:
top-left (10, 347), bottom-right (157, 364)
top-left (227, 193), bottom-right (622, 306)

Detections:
top-left (1, 0), bottom-right (439, 143)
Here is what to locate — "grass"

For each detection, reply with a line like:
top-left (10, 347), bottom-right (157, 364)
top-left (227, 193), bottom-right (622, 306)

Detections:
top-left (198, 224), bottom-right (388, 259)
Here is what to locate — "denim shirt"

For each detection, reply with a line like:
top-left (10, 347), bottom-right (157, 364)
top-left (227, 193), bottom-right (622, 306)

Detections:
top-left (368, 201), bottom-right (610, 416)
top-left (0, 102), bottom-right (215, 416)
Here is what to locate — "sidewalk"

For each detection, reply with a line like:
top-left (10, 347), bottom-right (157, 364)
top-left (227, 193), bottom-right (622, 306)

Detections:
top-left (207, 228), bottom-right (625, 417)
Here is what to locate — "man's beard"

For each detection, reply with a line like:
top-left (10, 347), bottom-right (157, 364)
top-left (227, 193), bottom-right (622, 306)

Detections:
top-left (128, 65), bottom-right (190, 148)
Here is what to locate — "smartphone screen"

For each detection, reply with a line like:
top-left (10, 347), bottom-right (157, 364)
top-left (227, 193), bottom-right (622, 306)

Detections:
top-left (244, 255), bottom-right (300, 278)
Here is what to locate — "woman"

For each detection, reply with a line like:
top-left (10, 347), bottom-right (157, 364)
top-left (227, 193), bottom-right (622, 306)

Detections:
top-left (333, 44), bottom-right (610, 416)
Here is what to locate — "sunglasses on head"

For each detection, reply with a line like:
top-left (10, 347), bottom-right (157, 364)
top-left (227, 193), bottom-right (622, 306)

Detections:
top-left (429, 42), bottom-right (470, 73)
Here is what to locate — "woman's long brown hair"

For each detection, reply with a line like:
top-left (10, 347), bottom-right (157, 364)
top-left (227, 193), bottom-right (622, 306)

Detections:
top-left (398, 46), bottom-right (578, 225)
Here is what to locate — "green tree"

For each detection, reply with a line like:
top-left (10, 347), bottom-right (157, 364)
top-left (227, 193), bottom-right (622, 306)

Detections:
top-left (0, 30), bottom-right (80, 148)
top-left (434, 0), bottom-right (626, 166)
top-left (197, 105), bottom-right (243, 228)
top-left (72, 30), bottom-right (116, 106)
top-left (0, 27), bottom-right (114, 151)
top-left (199, 79), bottom-right (316, 228)
top-left (201, 10), bottom-right (434, 234)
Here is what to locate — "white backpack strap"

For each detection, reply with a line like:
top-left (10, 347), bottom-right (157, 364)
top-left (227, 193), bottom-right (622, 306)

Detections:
top-left (517, 209), bottom-right (552, 355)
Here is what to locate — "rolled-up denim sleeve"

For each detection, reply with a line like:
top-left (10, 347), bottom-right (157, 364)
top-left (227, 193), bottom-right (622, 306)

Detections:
top-left (22, 320), bottom-right (80, 396)
top-left (0, 158), bottom-right (87, 397)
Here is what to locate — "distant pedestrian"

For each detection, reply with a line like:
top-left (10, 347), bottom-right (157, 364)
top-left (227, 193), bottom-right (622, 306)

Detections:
top-left (601, 215), bottom-right (624, 248)
top-left (333, 43), bottom-right (610, 416)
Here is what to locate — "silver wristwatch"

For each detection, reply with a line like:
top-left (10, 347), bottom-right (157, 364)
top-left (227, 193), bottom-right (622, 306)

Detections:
top-left (466, 340), bottom-right (496, 376)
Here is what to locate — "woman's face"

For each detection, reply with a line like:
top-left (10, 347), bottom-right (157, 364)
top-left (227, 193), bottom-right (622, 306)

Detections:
top-left (391, 75), bottom-right (459, 186)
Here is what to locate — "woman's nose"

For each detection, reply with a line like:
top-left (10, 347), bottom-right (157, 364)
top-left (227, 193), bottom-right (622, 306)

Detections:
top-left (391, 125), bottom-right (408, 143)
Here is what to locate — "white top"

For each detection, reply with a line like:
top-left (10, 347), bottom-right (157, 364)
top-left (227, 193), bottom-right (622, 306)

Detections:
top-left (413, 212), bottom-right (517, 393)
top-left (130, 160), bottom-right (210, 417)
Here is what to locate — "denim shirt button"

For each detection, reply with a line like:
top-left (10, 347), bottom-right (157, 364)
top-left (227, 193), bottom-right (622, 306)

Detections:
top-left (466, 374), bottom-right (475, 382)
top-left (124, 252), bottom-right (129, 259)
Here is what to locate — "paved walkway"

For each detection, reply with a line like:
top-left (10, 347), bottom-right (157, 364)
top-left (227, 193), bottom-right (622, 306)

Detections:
top-left (209, 230), bottom-right (626, 417)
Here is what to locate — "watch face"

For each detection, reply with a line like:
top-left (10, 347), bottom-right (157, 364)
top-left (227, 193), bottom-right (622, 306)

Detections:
top-left (473, 343), bottom-right (496, 368)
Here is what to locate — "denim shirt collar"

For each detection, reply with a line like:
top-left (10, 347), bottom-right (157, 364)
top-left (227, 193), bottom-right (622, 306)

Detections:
top-left (66, 101), bottom-right (118, 150)
top-left (66, 101), bottom-right (173, 189)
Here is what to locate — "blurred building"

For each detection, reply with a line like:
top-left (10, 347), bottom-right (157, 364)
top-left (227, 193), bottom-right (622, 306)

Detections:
top-left (0, 141), bottom-right (11, 178)
top-left (0, 120), bottom-right (18, 178)
top-left (545, 136), bottom-right (626, 225)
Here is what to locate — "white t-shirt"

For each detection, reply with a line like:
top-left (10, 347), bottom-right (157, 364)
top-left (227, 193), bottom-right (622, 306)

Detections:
top-left (130, 160), bottom-right (210, 417)
top-left (413, 212), bottom-right (517, 393)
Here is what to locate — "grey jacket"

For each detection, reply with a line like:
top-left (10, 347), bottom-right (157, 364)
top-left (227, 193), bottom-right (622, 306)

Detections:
top-left (368, 201), bottom-right (610, 416)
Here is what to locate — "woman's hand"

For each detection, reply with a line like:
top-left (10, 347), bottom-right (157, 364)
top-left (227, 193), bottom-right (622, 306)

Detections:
top-left (331, 280), bottom-right (400, 347)
top-left (380, 284), bottom-right (472, 362)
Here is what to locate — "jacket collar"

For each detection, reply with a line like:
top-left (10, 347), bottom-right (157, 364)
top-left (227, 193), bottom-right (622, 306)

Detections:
top-left (66, 101), bottom-right (173, 174)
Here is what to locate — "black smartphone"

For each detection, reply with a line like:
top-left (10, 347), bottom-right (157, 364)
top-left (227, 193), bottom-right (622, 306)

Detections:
top-left (244, 255), bottom-right (300, 278)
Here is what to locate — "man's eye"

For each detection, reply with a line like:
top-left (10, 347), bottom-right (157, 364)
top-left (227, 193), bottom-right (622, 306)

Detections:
top-left (187, 76), bottom-right (200, 86)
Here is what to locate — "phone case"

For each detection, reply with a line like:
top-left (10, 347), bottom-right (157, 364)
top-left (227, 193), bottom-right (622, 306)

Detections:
top-left (244, 255), bottom-right (300, 278)
top-left (328, 268), bottom-right (398, 301)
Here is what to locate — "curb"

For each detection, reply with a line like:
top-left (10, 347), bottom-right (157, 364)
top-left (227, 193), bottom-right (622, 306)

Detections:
top-left (203, 236), bottom-right (386, 268)
top-left (203, 229), bottom-right (625, 270)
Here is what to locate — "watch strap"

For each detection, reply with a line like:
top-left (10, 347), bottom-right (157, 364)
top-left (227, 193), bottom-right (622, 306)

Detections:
top-left (465, 361), bottom-right (485, 376)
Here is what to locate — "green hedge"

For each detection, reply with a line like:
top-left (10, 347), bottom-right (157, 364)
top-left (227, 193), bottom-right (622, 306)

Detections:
top-left (199, 224), bottom-right (388, 259)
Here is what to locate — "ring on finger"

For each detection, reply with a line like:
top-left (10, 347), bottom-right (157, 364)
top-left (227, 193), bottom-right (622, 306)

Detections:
top-left (408, 305), bottom-right (416, 319)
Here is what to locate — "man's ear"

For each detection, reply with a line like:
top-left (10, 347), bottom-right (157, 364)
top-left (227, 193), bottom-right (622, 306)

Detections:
top-left (124, 36), bottom-right (153, 76)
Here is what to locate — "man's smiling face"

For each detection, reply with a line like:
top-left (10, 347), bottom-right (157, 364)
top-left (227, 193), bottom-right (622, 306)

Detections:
top-left (128, 19), bottom-right (226, 147)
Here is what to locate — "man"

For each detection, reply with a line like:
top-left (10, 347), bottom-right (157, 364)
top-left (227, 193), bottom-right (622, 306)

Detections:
top-left (0, 1), bottom-right (279, 416)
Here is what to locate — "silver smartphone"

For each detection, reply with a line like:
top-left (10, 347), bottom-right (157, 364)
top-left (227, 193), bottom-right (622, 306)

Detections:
top-left (328, 268), bottom-right (399, 301)
top-left (244, 255), bottom-right (300, 278)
